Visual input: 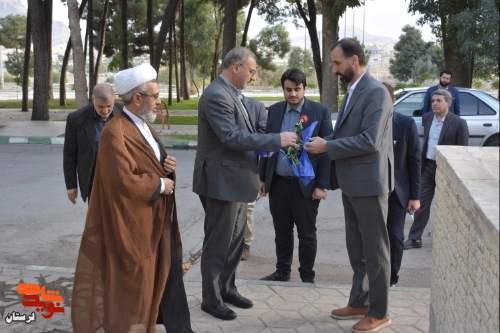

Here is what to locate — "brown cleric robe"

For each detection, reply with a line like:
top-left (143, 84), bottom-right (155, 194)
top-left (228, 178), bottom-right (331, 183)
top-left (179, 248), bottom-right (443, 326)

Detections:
top-left (71, 111), bottom-right (182, 333)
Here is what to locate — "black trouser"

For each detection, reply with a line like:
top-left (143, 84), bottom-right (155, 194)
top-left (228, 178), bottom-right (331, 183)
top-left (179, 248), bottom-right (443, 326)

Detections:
top-left (157, 228), bottom-right (193, 333)
top-left (387, 191), bottom-right (406, 284)
top-left (269, 175), bottom-right (320, 281)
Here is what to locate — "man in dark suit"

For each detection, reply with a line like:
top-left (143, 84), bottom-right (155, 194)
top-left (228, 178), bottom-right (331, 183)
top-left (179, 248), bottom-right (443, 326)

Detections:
top-left (305, 38), bottom-right (394, 332)
top-left (259, 68), bottom-right (332, 283)
top-left (193, 47), bottom-right (298, 321)
top-left (422, 70), bottom-right (460, 116)
top-left (63, 83), bottom-right (122, 204)
top-left (404, 89), bottom-right (468, 249)
top-left (382, 83), bottom-right (421, 287)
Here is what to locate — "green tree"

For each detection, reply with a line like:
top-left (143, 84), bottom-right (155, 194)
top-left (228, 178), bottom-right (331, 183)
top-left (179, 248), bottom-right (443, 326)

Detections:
top-left (287, 46), bottom-right (314, 77)
top-left (248, 25), bottom-right (291, 71)
top-left (5, 51), bottom-right (29, 77)
top-left (0, 15), bottom-right (27, 51)
top-left (389, 25), bottom-right (433, 82)
top-left (412, 56), bottom-right (437, 83)
top-left (408, 0), bottom-right (499, 87)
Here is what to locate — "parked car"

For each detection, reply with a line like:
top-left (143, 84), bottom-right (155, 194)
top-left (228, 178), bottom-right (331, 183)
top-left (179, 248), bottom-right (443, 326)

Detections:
top-left (331, 87), bottom-right (499, 146)
top-left (393, 87), bottom-right (499, 146)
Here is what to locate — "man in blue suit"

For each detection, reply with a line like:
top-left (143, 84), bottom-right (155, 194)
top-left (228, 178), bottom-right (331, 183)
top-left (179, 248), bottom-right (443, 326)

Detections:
top-left (259, 68), bottom-right (333, 284)
top-left (422, 70), bottom-right (460, 116)
top-left (382, 83), bottom-right (421, 287)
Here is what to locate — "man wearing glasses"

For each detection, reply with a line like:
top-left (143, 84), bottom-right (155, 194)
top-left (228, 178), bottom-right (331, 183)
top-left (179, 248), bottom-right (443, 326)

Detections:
top-left (71, 63), bottom-right (194, 333)
top-left (193, 47), bottom-right (298, 320)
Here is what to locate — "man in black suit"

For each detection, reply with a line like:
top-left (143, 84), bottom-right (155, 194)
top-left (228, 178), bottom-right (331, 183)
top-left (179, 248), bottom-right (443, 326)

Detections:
top-left (404, 89), bottom-right (468, 249)
top-left (63, 83), bottom-right (122, 204)
top-left (259, 68), bottom-right (333, 283)
top-left (382, 83), bottom-right (421, 287)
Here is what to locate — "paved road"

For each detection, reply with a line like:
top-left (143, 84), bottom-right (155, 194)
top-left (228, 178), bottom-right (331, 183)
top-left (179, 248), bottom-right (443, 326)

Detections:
top-left (0, 144), bottom-right (434, 288)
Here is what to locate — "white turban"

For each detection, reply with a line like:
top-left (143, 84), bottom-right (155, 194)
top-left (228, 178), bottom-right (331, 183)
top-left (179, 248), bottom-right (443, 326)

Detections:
top-left (114, 63), bottom-right (157, 95)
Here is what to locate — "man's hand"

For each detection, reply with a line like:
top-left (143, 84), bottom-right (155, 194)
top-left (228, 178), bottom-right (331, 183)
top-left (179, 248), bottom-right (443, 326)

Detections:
top-left (312, 188), bottom-right (327, 200)
top-left (304, 137), bottom-right (328, 154)
top-left (163, 155), bottom-right (177, 174)
top-left (67, 189), bottom-right (78, 204)
top-left (259, 181), bottom-right (267, 197)
top-left (162, 178), bottom-right (175, 195)
top-left (280, 132), bottom-right (299, 148)
top-left (407, 199), bottom-right (421, 212)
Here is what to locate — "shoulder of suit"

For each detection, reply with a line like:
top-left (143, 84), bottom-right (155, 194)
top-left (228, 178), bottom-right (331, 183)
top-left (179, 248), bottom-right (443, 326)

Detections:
top-left (303, 98), bottom-right (329, 113)
top-left (68, 103), bottom-right (93, 120)
top-left (268, 100), bottom-right (286, 111)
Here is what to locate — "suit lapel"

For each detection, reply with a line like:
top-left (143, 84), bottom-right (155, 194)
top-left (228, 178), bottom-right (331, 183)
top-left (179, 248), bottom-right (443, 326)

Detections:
top-left (393, 113), bottom-right (402, 143)
top-left (216, 77), bottom-right (254, 133)
top-left (241, 96), bottom-right (256, 132)
top-left (84, 106), bottom-right (96, 154)
top-left (337, 73), bottom-right (368, 129)
top-left (438, 113), bottom-right (452, 143)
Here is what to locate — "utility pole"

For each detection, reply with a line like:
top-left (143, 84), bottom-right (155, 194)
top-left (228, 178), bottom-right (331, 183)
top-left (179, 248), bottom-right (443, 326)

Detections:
top-left (0, 46), bottom-right (4, 87)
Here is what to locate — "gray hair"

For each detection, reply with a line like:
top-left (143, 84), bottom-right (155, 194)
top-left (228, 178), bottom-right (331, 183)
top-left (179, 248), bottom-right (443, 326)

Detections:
top-left (431, 89), bottom-right (452, 103)
top-left (120, 79), bottom-right (158, 104)
top-left (92, 83), bottom-right (115, 101)
top-left (221, 47), bottom-right (257, 70)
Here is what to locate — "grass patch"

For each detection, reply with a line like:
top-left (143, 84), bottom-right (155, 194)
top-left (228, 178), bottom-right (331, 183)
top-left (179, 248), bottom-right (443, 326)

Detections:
top-left (163, 134), bottom-right (197, 141)
top-left (154, 116), bottom-right (198, 125)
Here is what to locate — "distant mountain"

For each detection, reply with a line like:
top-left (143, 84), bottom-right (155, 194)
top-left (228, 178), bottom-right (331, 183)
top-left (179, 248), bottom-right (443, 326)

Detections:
top-left (0, 0), bottom-right (70, 47)
top-left (291, 25), bottom-right (397, 48)
top-left (0, 0), bottom-right (25, 17)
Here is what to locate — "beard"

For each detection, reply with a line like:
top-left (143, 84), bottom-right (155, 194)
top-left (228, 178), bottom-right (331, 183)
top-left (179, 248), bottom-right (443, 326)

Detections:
top-left (439, 79), bottom-right (450, 87)
top-left (338, 66), bottom-right (355, 84)
top-left (138, 102), bottom-right (157, 123)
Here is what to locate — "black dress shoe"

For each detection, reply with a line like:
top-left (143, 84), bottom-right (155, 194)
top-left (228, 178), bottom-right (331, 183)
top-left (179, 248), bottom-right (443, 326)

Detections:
top-left (403, 239), bottom-right (422, 249)
top-left (261, 271), bottom-right (290, 281)
top-left (302, 278), bottom-right (315, 284)
top-left (221, 292), bottom-right (254, 308)
top-left (201, 303), bottom-right (237, 320)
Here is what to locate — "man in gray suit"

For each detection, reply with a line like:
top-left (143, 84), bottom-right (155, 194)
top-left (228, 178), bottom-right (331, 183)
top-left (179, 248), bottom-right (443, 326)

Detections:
top-left (193, 47), bottom-right (298, 321)
top-left (404, 90), bottom-right (468, 249)
top-left (305, 38), bottom-right (393, 333)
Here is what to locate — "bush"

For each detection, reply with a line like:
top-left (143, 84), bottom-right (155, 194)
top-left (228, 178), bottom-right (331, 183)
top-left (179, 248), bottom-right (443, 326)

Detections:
top-left (3, 72), bottom-right (14, 83)
top-left (472, 79), bottom-right (483, 89)
top-left (491, 78), bottom-right (499, 90)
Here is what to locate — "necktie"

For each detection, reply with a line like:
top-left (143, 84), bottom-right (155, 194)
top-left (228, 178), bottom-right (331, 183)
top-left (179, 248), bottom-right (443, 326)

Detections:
top-left (337, 92), bottom-right (349, 123)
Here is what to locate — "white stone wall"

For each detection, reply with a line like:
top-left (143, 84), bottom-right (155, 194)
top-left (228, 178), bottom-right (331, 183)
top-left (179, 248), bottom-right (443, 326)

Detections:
top-left (430, 146), bottom-right (499, 333)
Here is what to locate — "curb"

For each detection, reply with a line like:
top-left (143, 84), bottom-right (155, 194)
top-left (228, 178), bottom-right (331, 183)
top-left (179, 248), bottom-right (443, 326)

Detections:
top-left (0, 136), bottom-right (198, 149)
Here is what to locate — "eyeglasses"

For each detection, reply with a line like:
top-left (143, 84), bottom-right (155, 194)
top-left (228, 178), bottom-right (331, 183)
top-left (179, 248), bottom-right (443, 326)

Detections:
top-left (237, 63), bottom-right (257, 76)
top-left (139, 93), bottom-right (160, 100)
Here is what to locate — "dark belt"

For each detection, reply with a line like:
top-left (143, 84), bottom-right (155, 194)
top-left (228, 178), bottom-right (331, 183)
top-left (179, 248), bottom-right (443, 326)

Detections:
top-left (274, 173), bottom-right (297, 180)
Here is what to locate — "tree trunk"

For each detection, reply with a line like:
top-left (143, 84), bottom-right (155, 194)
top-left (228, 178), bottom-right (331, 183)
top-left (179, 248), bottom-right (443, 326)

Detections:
top-left (240, 0), bottom-right (256, 47)
top-left (22, 10), bottom-right (31, 112)
top-left (190, 66), bottom-right (199, 97)
top-left (94, 0), bottom-right (110, 86)
top-left (67, 0), bottom-right (89, 109)
top-left (27, 0), bottom-right (50, 120)
top-left (179, 0), bottom-right (189, 100)
top-left (211, 15), bottom-right (224, 81)
top-left (152, 0), bottom-right (181, 72)
top-left (88, 0), bottom-right (94, 98)
top-left (295, 0), bottom-right (322, 97)
top-left (147, 0), bottom-right (154, 63)
top-left (168, 22), bottom-right (173, 106)
top-left (443, 46), bottom-right (471, 87)
top-left (45, 0), bottom-right (53, 100)
top-left (60, 0), bottom-right (88, 106)
top-left (321, 1), bottom-right (339, 112)
top-left (173, 19), bottom-right (180, 103)
top-left (121, 0), bottom-right (128, 69)
top-left (222, 0), bottom-right (238, 59)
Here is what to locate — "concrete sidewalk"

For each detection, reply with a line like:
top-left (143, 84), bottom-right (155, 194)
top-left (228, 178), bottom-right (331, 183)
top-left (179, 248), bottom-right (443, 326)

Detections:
top-left (0, 108), bottom-right (199, 148)
top-left (0, 263), bottom-right (430, 333)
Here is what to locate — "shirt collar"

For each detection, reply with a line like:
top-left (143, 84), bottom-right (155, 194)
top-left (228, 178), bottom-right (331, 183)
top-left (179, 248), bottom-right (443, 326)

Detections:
top-left (286, 98), bottom-right (305, 113)
top-left (219, 74), bottom-right (242, 99)
top-left (122, 106), bottom-right (147, 127)
top-left (347, 71), bottom-right (366, 95)
top-left (433, 113), bottom-right (447, 123)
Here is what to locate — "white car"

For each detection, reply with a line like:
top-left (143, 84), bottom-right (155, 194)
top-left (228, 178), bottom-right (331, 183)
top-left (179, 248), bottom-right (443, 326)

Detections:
top-left (331, 88), bottom-right (499, 146)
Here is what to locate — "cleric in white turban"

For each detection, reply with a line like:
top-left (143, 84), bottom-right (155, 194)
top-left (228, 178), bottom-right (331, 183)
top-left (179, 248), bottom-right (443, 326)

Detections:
top-left (71, 62), bottom-right (194, 333)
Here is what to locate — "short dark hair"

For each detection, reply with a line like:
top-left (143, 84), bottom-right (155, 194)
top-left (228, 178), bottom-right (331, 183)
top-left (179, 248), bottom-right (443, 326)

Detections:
top-left (330, 38), bottom-right (366, 66)
top-left (439, 70), bottom-right (452, 78)
top-left (381, 82), bottom-right (394, 99)
top-left (280, 68), bottom-right (307, 89)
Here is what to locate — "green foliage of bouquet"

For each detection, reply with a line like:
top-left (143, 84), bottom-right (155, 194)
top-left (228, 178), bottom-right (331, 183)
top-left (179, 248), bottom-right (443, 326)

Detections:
top-left (284, 114), bottom-right (308, 169)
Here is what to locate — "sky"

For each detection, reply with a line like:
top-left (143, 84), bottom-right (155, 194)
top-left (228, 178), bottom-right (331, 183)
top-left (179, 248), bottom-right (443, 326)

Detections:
top-left (22, 0), bottom-right (433, 43)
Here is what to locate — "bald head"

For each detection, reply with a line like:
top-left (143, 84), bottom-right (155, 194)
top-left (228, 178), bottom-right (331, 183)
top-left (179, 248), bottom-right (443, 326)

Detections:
top-left (92, 84), bottom-right (115, 121)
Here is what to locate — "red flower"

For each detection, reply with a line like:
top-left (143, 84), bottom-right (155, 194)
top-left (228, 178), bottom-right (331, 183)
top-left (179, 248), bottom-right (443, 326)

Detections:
top-left (300, 115), bottom-right (308, 123)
